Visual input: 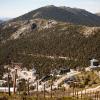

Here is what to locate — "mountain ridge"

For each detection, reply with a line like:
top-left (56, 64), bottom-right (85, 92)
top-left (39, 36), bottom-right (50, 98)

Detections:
top-left (96, 13), bottom-right (100, 16)
top-left (12, 5), bottom-right (100, 26)
top-left (0, 20), bottom-right (3, 24)
top-left (0, 5), bottom-right (100, 75)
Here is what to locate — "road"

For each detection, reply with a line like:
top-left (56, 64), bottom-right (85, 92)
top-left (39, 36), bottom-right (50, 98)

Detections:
top-left (77, 85), bottom-right (100, 95)
top-left (46, 71), bottom-right (80, 91)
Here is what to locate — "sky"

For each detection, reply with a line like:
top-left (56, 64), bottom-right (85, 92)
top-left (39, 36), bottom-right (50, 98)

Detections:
top-left (0, 0), bottom-right (100, 18)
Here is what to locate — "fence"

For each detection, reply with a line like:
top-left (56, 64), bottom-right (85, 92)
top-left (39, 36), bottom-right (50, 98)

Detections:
top-left (29, 84), bottom-right (100, 100)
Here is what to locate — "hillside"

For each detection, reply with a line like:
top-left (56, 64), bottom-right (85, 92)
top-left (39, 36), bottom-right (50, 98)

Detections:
top-left (0, 5), bottom-right (100, 76)
top-left (12, 5), bottom-right (100, 26)
top-left (0, 20), bottom-right (3, 24)
top-left (96, 13), bottom-right (100, 16)
top-left (0, 19), bottom-right (100, 76)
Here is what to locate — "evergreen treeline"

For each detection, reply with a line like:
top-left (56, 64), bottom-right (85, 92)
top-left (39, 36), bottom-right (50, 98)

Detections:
top-left (0, 23), bottom-right (100, 76)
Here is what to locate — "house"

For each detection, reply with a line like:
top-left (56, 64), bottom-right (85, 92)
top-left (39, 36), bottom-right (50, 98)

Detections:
top-left (50, 67), bottom-right (70, 77)
top-left (50, 67), bottom-right (70, 76)
top-left (64, 76), bottom-right (77, 85)
top-left (50, 69), bottom-right (59, 76)
top-left (90, 59), bottom-right (100, 69)
top-left (59, 67), bottom-right (70, 75)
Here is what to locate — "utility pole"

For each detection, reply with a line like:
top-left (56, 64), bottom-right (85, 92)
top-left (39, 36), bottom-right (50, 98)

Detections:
top-left (6, 54), bottom-right (11, 96)
top-left (51, 76), bottom-right (53, 98)
top-left (27, 78), bottom-right (30, 95)
top-left (36, 74), bottom-right (39, 100)
top-left (8, 68), bottom-right (11, 96)
top-left (13, 68), bottom-right (17, 94)
top-left (43, 83), bottom-right (45, 99)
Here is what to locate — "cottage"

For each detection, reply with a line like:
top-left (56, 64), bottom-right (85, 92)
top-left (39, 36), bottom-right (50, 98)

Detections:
top-left (64, 76), bottom-right (77, 85)
top-left (59, 67), bottom-right (70, 75)
top-left (50, 67), bottom-right (70, 76)
top-left (90, 59), bottom-right (100, 69)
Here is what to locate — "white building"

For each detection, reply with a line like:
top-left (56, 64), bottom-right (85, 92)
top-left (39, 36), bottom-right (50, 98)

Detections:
top-left (90, 59), bottom-right (99, 68)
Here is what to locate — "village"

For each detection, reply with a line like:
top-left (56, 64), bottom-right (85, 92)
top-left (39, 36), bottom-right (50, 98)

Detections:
top-left (0, 58), bottom-right (100, 96)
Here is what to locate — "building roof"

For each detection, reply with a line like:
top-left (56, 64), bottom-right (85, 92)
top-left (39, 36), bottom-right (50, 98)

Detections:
top-left (90, 59), bottom-right (98, 62)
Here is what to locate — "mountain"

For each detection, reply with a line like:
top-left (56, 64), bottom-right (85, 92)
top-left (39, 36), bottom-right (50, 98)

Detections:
top-left (13, 5), bottom-right (100, 26)
top-left (0, 17), bottom-right (11, 21)
top-left (96, 13), bottom-right (100, 16)
top-left (0, 20), bottom-right (3, 24)
top-left (0, 5), bottom-right (100, 76)
top-left (0, 18), bottom-right (100, 76)
top-left (0, 17), bottom-right (11, 24)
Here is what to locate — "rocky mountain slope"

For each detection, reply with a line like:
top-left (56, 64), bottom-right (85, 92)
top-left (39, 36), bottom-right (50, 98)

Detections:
top-left (0, 18), bottom-right (100, 76)
top-left (96, 13), bottom-right (100, 16)
top-left (0, 20), bottom-right (3, 24)
top-left (0, 18), bottom-right (100, 41)
top-left (13, 5), bottom-right (100, 26)
top-left (0, 6), bottom-right (100, 76)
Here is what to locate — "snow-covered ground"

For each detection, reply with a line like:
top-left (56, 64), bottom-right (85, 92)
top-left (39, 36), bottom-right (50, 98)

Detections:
top-left (33, 70), bottom-right (80, 91)
top-left (3, 67), bottom-right (36, 84)
top-left (0, 87), bottom-right (16, 92)
top-left (2, 65), bottom-right (80, 92)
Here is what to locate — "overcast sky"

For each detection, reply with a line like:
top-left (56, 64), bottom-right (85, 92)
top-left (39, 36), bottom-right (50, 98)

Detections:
top-left (0, 0), bottom-right (100, 18)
